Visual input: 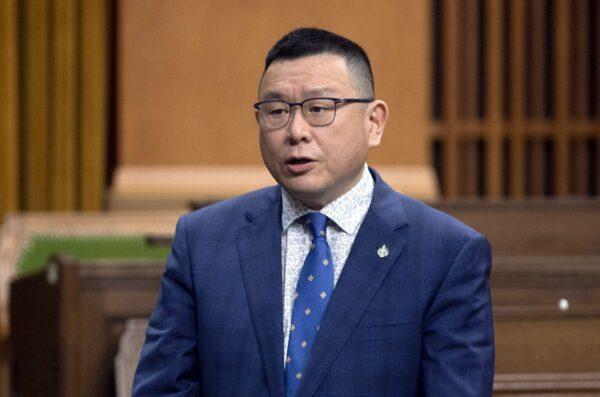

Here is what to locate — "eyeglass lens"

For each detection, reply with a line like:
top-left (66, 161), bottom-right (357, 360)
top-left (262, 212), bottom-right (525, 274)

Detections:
top-left (258, 98), bottom-right (336, 129)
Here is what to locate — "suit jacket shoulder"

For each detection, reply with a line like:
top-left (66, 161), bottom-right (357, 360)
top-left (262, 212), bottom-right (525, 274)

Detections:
top-left (397, 192), bottom-right (480, 245)
top-left (369, 168), bottom-right (483, 262)
top-left (183, 184), bottom-right (282, 235)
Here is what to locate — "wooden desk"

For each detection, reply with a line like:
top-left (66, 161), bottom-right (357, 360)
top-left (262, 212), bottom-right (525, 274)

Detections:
top-left (432, 199), bottom-right (600, 255)
top-left (0, 337), bottom-right (9, 397)
top-left (8, 199), bottom-right (600, 396)
top-left (10, 256), bottom-right (163, 397)
top-left (491, 255), bottom-right (600, 395)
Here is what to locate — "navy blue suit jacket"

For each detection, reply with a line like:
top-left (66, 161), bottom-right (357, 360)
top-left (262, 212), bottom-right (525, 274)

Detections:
top-left (133, 169), bottom-right (494, 396)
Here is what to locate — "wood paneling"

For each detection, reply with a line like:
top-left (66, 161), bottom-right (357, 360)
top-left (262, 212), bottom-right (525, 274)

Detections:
top-left (528, 0), bottom-right (546, 197)
top-left (433, 0), bottom-right (600, 197)
top-left (0, 338), bottom-right (9, 397)
top-left (10, 257), bottom-right (164, 397)
top-left (492, 255), bottom-right (600, 374)
top-left (1, 0), bottom-right (110, 216)
top-left (80, 0), bottom-right (108, 211)
top-left (433, 199), bottom-right (600, 256)
top-left (22, 0), bottom-right (51, 210)
top-left (0, 0), bottom-right (19, 220)
top-left (509, 0), bottom-right (526, 197)
top-left (51, 0), bottom-right (79, 210)
top-left (117, 1), bottom-right (431, 169)
top-left (9, 237), bottom-right (600, 396)
top-left (554, 0), bottom-right (570, 196)
top-left (494, 372), bottom-right (600, 396)
top-left (441, 0), bottom-right (460, 197)
top-left (484, 0), bottom-right (503, 198)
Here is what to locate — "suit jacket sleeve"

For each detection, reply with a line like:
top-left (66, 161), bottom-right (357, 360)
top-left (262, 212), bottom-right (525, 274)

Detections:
top-left (132, 215), bottom-right (200, 396)
top-left (421, 233), bottom-right (494, 396)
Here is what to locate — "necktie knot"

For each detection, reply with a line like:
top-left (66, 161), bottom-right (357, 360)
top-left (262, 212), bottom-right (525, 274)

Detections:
top-left (305, 212), bottom-right (327, 239)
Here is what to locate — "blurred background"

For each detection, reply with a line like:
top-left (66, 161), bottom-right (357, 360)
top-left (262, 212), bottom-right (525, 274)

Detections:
top-left (0, 0), bottom-right (599, 396)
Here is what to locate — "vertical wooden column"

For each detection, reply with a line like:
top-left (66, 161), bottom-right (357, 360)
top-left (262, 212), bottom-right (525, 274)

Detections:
top-left (570, 0), bottom-right (589, 195)
top-left (597, 0), bottom-right (600, 194)
top-left (0, 4), bottom-right (18, 391)
top-left (529, 0), bottom-right (546, 119)
top-left (0, 0), bottom-right (19, 219)
top-left (571, 0), bottom-right (589, 119)
top-left (52, 0), bottom-right (79, 210)
top-left (460, 0), bottom-right (480, 196)
top-left (22, 0), bottom-right (51, 210)
top-left (434, 0), bottom-right (597, 198)
top-left (80, 0), bottom-right (107, 210)
top-left (462, 0), bottom-right (479, 119)
top-left (529, 0), bottom-right (547, 196)
top-left (554, 0), bottom-right (570, 195)
top-left (442, 0), bottom-right (460, 197)
top-left (485, 0), bottom-right (503, 198)
top-left (5, 0), bottom-right (109, 214)
top-left (509, 0), bottom-right (526, 197)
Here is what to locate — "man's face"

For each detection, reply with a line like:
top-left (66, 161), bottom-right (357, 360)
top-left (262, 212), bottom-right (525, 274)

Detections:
top-left (257, 54), bottom-right (385, 209)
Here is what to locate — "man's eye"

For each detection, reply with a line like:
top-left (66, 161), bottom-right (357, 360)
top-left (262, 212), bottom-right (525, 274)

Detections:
top-left (267, 107), bottom-right (288, 116)
top-left (308, 106), bottom-right (326, 113)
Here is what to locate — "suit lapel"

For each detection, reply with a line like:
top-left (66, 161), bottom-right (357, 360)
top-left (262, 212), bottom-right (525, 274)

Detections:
top-left (236, 191), bottom-right (285, 397)
top-left (296, 171), bottom-right (410, 397)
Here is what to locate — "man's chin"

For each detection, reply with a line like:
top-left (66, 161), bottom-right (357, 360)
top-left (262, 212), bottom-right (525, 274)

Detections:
top-left (281, 180), bottom-right (328, 208)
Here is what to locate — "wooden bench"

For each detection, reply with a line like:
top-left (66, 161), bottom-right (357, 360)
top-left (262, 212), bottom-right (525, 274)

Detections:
top-left (492, 255), bottom-right (600, 378)
top-left (432, 199), bottom-right (600, 255)
top-left (10, 256), bottom-right (163, 397)
top-left (7, 200), bottom-right (600, 396)
top-left (434, 200), bottom-right (600, 394)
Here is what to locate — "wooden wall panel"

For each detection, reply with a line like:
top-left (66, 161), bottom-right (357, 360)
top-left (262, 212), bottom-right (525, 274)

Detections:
top-left (0, 0), bottom-right (19, 218)
top-left (459, 0), bottom-right (479, 197)
top-left (484, 0), bottom-right (503, 198)
top-left (433, 0), bottom-right (600, 198)
top-left (597, 0), bottom-right (600, 196)
top-left (553, 0), bottom-right (570, 196)
top-left (80, 0), bottom-right (108, 211)
top-left (51, 0), bottom-right (79, 210)
top-left (117, 0), bottom-right (431, 168)
top-left (509, 0), bottom-right (526, 198)
top-left (22, 0), bottom-right (51, 210)
top-left (441, 0), bottom-right (459, 197)
top-left (528, 0), bottom-right (546, 197)
top-left (0, 0), bottom-right (110, 218)
top-left (570, 0), bottom-right (590, 196)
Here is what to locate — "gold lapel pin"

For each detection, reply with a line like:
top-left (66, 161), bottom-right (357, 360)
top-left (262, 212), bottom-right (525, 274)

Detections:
top-left (377, 244), bottom-right (389, 258)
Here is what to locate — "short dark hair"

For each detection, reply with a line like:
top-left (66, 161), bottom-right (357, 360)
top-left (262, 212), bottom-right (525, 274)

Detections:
top-left (263, 28), bottom-right (375, 96)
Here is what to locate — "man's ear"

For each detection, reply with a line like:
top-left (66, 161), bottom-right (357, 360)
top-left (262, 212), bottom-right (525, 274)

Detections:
top-left (367, 100), bottom-right (388, 148)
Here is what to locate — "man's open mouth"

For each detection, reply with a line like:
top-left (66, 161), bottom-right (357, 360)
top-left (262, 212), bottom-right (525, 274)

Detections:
top-left (286, 158), bottom-right (313, 165)
top-left (285, 157), bottom-right (315, 173)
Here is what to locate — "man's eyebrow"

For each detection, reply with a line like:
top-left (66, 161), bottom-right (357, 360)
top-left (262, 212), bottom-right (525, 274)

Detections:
top-left (259, 87), bottom-right (336, 101)
top-left (260, 91), bottom-right (286, 101)
top-left (305, 87), bottom-right (335, 97)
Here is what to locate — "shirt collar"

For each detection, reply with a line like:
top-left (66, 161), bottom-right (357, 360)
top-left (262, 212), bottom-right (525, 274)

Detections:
top-left (281, 164), bottom-right (374, 234)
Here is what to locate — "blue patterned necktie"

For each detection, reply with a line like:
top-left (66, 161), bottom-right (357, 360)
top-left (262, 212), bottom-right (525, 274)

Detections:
top-left (285, 212), bottom-right (334, 397)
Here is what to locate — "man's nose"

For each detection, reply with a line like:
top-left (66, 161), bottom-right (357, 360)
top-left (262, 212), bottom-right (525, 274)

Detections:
top-left (287, 105), bottom-right (312, 143)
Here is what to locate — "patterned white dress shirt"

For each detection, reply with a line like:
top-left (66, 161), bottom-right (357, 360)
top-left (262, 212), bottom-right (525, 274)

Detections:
top-left (281, 164), bottom-right (374, 363)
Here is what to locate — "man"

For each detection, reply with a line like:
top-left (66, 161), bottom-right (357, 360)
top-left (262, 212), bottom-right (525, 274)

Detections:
top-left (133, 28), bottom-right (494, 396)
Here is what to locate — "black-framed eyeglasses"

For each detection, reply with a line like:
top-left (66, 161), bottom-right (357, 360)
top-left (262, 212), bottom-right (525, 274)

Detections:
top-left (253, 97), bottom-right (374, 130)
